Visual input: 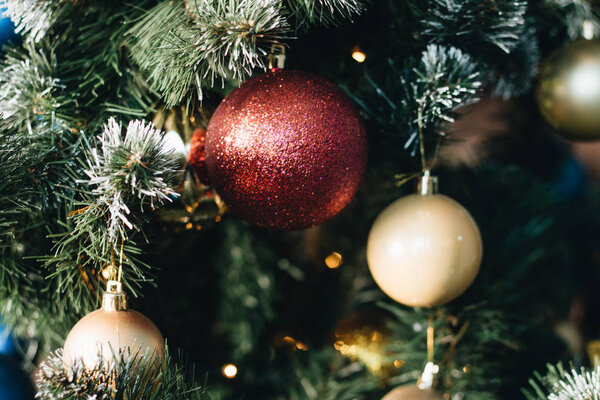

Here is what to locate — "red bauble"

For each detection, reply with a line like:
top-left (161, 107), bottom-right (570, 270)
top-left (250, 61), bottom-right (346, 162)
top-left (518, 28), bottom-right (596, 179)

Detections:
top-left (188, 128), bottom-right (210, 185)
top-left (206, 69), bottom-right (367, 230)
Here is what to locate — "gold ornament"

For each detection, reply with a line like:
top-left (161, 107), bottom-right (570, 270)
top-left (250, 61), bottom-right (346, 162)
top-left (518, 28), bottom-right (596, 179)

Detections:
top-left (536, 39), bottom-right (600, 141)
top-left (63, 281), bottom-right (165, 370)
top-left (153, 106), bottom-right (227, 229)
top-left (367, 174), bottom-right (482, 307)
top-left (382, 385), bottom-right (443, 400)
top-left (333, 310), bottom-right (392, 374)
top-left (587, 340), bottom-right (600, 365)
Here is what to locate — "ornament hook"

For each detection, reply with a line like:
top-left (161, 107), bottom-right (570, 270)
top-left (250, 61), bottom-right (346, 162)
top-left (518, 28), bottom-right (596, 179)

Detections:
top-left (267, 43), bottom-right (286, 70)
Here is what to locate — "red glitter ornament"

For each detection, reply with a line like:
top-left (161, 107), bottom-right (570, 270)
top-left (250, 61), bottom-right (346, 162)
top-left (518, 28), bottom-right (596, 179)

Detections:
top-left (206, 69), bottom-right (367, 230)
top-left (188, 128), bottom-right (210, 185)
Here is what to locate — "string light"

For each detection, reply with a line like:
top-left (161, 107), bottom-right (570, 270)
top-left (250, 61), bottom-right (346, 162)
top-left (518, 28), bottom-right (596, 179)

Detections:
top-left (282, 336), bottom-right (309, 351)
top-left (101, 266), bottom-right (111, 280)
top-left (221, 363), bottom-right (238, 379)
top-left (351, 46), bottom-right (366, 63)
top-left (325, 252), bottom-right (343, 269)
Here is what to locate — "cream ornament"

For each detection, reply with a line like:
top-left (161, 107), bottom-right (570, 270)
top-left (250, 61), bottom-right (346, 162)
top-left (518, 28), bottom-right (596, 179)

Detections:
top-left (382, 385), bottom-right (443, 400)
top-left (536, 38), bottom-right (600, 141)
top-left (63, 281), bottom-right (165, 369)
top-left (367, 173), bottom-right (482, 307)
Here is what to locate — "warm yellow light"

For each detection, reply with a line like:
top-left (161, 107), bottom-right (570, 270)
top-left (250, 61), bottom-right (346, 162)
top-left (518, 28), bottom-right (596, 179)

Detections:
top-left (325, 252), bottom-right (343, 269)
top-left (222, 363), bottom-right (238, 379)
top-left (282, 336), bottom-right (309, 351)
top-left (393, 359), bottom-right (405, 368)
top-left (352, 48), bottom-right (366, 63)
top-left (283, 336), bottom-right (295, 345)
top-left (296, 341), bottom-right (309, 351)
top-left (101, 266), bottom-right (111, 280)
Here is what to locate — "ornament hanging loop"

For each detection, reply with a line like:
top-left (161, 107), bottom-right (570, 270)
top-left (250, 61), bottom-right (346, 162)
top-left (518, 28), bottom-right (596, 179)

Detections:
top-left (267, 43), bottom-right (286, 70)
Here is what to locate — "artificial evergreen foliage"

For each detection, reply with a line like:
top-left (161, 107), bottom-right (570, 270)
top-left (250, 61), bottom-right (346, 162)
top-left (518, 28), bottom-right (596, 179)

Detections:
top-left (0, 0), bottom-right (599, 399)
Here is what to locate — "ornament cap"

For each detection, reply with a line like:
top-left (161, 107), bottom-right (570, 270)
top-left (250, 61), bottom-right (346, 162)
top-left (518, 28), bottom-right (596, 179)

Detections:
top-left (267, 43), bottom-right (286, 69)
top-left (417, 170), bottom-right (438, 195)
top-left (102, 280), bottom-right (127, 312)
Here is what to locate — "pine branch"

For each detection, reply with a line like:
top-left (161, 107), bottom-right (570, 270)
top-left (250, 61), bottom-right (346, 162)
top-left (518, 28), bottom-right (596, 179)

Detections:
top-left (524, 363), bottom-right (600, 400)
top-left (127, 0), bottom-right (291, 107)
top-left (287, 0), bottom-right (365, 27)
top-left (2, 0), bottom-right (77, 42)
top-left (215, 221), bottom-right (277, 360)
top-left (36, 347), bottom-right (211, 399)
top-left (83, 118), bottom-right (178, 243)
top-left (376, 302), bottom-right (516, 399)
top-left (361, 45), bottom-right (481, 161)
top-left (0, 41), bottom-right (77, 132)
top-left (487, 25), bottom-right (540, 99)
top-left (422, 0), bottom-right (528, 54)
top-left (285, 350), bottom-right (377, 400)
top-left (42, 118), bottom-right (179, 314)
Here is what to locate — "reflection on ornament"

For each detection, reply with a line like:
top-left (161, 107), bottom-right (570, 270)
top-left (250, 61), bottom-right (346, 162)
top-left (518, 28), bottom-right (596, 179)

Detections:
top-left (367, 174), bottom-right (482, 307)
top-left (63, 281), bottom-right (165, 370)
top-left (382, 385), bottom-right (443, 400)
top-left (205, 69), bottom-right (367, 230)
top-left (221, 363), bottom-right (238, 379)
top-left (334, 310), bottom-right (393, 374)
top-left (536, 39), bottom-right (600, 140)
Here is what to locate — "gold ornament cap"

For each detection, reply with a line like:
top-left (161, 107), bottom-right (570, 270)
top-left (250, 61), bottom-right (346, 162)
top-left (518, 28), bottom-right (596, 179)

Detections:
top-left (417, 170), bottom-right (438, 195)
top-left (102, 280), bottom-right (127, 311)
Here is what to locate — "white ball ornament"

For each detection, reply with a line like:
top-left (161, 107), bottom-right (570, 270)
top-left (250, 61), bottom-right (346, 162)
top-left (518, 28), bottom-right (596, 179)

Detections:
top-left (63, 281), bottom-right (165, 370)
top-left (367, 173), bottom-right (482, 307)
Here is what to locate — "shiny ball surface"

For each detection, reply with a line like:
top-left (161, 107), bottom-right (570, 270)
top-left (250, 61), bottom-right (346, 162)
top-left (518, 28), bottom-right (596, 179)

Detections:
top-left (536, 39), bottom-right (600, 140)
top-left (63, 308), bottom-right (165, 369)
top-left (367, 194), bottom-right (482, 307)
top-left (382, 385), bottom-right (443, 400)
top-left (206, 69), bottom-right (367, 230)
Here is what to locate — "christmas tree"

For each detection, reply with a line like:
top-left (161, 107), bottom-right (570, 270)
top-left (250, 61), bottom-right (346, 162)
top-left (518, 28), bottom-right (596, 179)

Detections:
top-left (1, 0), bottom-right (600, 399)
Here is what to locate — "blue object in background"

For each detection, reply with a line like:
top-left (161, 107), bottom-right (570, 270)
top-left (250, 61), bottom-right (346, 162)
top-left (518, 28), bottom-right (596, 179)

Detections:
top-left (553, 157), bottom-right (587, 201)
top-left (0, 7), bottom-right (17, 47)
top-left (0, 355), bottom-right (35, 400)
top-left (0, 323), bottom-right (16, 357)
